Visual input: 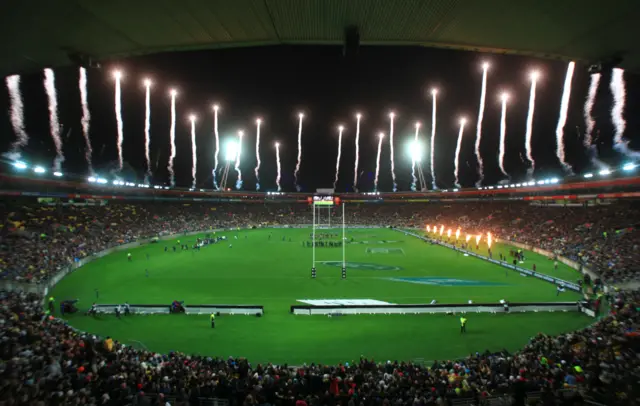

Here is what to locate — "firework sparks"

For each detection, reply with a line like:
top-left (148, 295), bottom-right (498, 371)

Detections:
top-left (388, 112), bottom-right (397, 191)
top-left (525, 70), bottom-right (539, 176)
top-left (254, 118), bottom-right (262, 190)
top-left (454, 118), bottom-right (467, 188)
top-left (353, 113), bottom-right (362, 191)
top-left (294, 113), bottom-right (304, 190)
top-left (555, 61), bottom-right (575, 173)
top-left (334, 125), bottom-right (345, 190)
top-left (374, 132), bottom-right (384, 192)
top-left (168, 89), bottom-right (177, 186)
top-left (498, 92), bottom-right (510, 177)
top-left (5, 75), bottom-right (28, 161)
top-left (474, 62), bottom-right (489, 186)
top-left (43, 69), bottom-right (64, 171)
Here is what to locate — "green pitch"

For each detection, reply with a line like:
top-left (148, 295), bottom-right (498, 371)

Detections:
top-left (53, 227), bottom-right (591, 365)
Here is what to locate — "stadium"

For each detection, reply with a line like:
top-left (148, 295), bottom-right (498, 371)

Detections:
top-left (1, 1), bottom-right (640, 406)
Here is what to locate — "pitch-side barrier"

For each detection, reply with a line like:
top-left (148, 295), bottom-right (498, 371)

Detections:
top-left (291, 301), bottom-right (582, 315)
top-left (94, 304), bottom-right (264, 316)
top-left (399, 230), bottom-right (582, 292)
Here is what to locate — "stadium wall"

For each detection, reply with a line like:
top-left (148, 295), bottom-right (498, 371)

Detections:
top-left (290, 302), bottom-right (581, 315)
top-left (94, 304), bottom-right (264, 315)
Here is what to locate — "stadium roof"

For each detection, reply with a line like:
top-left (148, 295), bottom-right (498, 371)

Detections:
top-left (1, 0), bottom-right (639, 76)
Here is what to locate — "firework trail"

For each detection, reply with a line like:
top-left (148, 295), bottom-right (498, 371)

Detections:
top-left (275, 142), bottom-right (282, 192)
top-left (143, 79), bottom-right (152, 182)
top-left (374, 132), bottom-right (385, 192)
top-left (454, 118), bottom-right (467, 188)
top-left (334, 125), bottom-right (345, 190)
top-left (294, 113), bottom-right (304, 190)
top-left (254, 118), bottom-right (262, 190)
top-left (5, 75), bottom-right (28, 160)
top-left (410, 122), bottom-right (421, 191)
top-left (474, 63), bottom-right (489, 186)
top-left (430, 89), bottom-right (438, 189)
top-left (235, 131), bottom-right (244, 189)
top-left (525, 71), bottom-right (539, 176)
top-left (555, 61), bottom-right (575, 173)
top-left (353, 113), bottom-right (362, 191)
top-left (498, 92), bottom-right (509, 177)
top-left (388, 112), bottom-right (397, 191)
top-left (78, 68), bottom-right (94, 174)
top-left (111, 71), bottom-right (125, 172)
top-left (583, 73), bottom-right (607, 169)
top-left (168, 89), bottom-right (177, 186)
top-left (610, 68), bottom-right (640, 158)
top-left (190, 115), bottom-right (197, 189)
top-left (43, 69), bottom-right (64, 171)
top-left (212, 105), bottom-right (220, 189)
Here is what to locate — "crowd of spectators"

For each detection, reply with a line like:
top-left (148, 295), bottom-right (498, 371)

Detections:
top-left (1, 199), bottom-right (640, 284)
top-left (1, 198), bottom-right (640, 404)
top-left (0, 288), bottom-right (638, 405)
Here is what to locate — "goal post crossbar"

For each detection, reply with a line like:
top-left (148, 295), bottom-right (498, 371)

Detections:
top-left (311, 201), bottom-right (346, 277)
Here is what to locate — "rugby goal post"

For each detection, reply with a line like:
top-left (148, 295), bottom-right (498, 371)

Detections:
top-left (311, 190), bottom-right (346, 279)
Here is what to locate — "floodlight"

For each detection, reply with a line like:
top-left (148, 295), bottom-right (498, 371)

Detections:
top-left (623, 163), bottom-right (636, 171)
top-left (88, 176), bottom-right (97, 183)
top-left (550, 178), bottom-right (559, 184)
top-left (53, 171), bottom-right (63, 177)
top-left (226, 140), bottom-right (239, 161)
top-left (599, 169), bottom-right (611, 176)
top-left (13, 161), bottom-right (27, 170)
top-left (584, 173), bottom-right (594, 178)
top-left (33, 166), bottom-right (46, 174)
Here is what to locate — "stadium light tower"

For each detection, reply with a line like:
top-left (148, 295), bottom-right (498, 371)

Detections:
top-left (220, 140), bottom-right (238, 190)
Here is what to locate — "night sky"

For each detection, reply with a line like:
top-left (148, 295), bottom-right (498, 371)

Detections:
top-left (1, 45), bottom-right (639, 192)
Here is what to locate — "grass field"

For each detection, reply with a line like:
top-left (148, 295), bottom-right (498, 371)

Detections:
top-left (53, 227), bottom-right (591, 365)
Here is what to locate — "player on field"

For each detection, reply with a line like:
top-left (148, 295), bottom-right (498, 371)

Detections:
top-left (127, 253), bottom-right (132, 262)
top-left (210, 312), bottom-right (215, 328)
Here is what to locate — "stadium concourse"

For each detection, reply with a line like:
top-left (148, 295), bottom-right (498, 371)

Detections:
top-left (0, 199), bottom-right (639, 406)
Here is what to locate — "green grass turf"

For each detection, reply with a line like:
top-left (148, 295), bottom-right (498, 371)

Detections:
top-left (53, 227), bottom-right (591, 365)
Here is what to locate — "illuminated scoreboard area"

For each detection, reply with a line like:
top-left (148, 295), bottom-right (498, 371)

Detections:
top-left (310, 195), bottom-right (341, 206)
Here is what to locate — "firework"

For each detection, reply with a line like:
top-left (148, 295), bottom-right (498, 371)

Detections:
top-left (334, 125), bottom-right (345, 190)
top-left (411, 122), bottom-right (421, 191)
top-left (465, 234), bottom-right (472, 243)
top-left (255, 118), bottom-right (262, 190)
top-left (455, 228), bottom-right (461, 241)
top-left (525, 70), bottom-right (539, 175)
top-left (498, 92), bottom-right (510, 178)
top-left (388, 112), bottom-right (397, 191)
top-left (294, 113), bottom-right (304, 190)
top-left (454, 118), bottom-right (467, 188)
top-left (235, 130), bottom-right (244, 189)
top-left (555, 62), bottom-right (575, 173)
top-left (212, 105), bottom-right (220, 189)
top-left (447, 229), bottom-right (452, 239)
top-left (610, 68), bottom-right (640, 157)
top-left (275, 142), bottom-right (282, 192)
top-left (168, 89), bottom-right (177, 187)
top-left (353, 113), bottom-right (362, 191)
top-left (474, 62), bottom-right (489, 186)
top-left (487, 232), bottom-right (492, 248)
top-left (190, 115), bottom-right (197, 189)
top-left (583, 74), bottom-right (607, 169)
top-left (475, 234), bottom-right (481, 246)
top-left (113, 70), bottom-right (124, 172)
top-left (5, 75), bottom-right (28, 161)
top-left (143, 78), bottom-right (152, 182)
top-left (439, 225), bottom-right (444, 236)
top-left (77, 68), bottom-right (94, 174)
top-left (430, 89), bottom-right (438, 189)
top-left (374, 132), bottom-right (384, 192)
top-left (43, 69), bottom-right (64, 171)
top-left (426, 225), bottom-right (431, 232)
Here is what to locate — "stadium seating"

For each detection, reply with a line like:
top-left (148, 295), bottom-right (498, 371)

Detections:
top-left (0, 289), bottom-right (637, 405)
top-left (1, 199), bottom-right (639, 284)
top-left (1, 199), bottom-right (639, 404)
